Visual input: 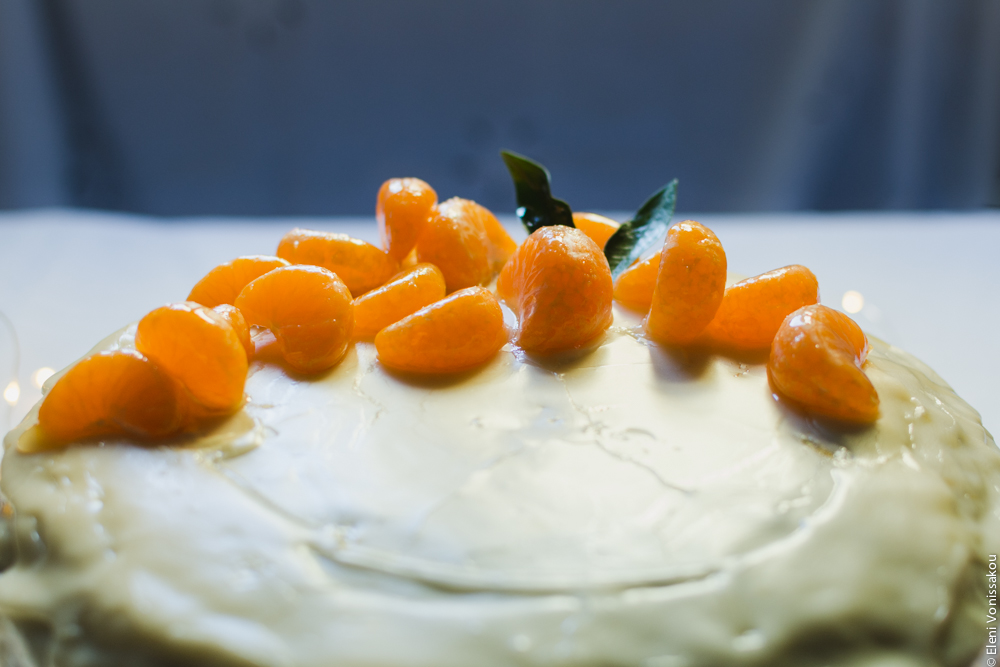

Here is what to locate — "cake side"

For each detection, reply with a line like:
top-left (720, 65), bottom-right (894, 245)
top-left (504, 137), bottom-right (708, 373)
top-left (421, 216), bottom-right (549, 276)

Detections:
top-left (0, 310), bottom-right (996, 667)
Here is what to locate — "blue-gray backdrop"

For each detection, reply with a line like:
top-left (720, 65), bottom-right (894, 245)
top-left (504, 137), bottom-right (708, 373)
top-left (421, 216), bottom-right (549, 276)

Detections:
top-left (1, 0), bottom-right (998, 215)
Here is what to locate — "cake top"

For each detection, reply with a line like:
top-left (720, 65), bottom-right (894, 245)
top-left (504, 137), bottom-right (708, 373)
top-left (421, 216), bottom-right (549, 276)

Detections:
top-left (25, 153), bottom-right (879, 456)
top-left (2, 154), bottom-right (998, 666)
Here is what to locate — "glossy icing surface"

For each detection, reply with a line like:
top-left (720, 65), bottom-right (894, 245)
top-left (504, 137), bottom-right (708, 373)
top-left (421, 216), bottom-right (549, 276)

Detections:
top-left (0, 311), bottom-right (997, 667)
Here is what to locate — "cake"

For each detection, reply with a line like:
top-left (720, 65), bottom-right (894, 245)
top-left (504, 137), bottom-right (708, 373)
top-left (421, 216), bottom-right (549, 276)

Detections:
top-left (0, 160), bottom-right (997, 666)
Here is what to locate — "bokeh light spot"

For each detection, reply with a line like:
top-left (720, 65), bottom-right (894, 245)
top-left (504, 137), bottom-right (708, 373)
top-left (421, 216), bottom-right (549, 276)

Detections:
top-left (32, 367), bottom-right (55, 388)
top-left (842, 290), bottom-right (864, 314)
top-left (3, 381), bottom-right (20, 405)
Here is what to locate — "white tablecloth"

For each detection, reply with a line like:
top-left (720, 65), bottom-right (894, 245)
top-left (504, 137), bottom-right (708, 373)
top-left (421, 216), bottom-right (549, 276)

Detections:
top-left (0, 208), bottom-right (997, 438)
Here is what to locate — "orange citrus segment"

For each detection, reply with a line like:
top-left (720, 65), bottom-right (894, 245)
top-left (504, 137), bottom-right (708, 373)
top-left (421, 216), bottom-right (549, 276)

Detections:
top-left (703, 265), bottom-right (819, 350)
top-left (471, 201), bottom-right (517, 271)
top-left (213, 304), bottom-right (254, 357)
top-left (375, 286), bottom-right (506, 374)
top-left (136, 302), bottom-right (248, 414)
top-left (645, 220), bottom-right (727, 345)
top-left (377, 178), bottom-right (438, 262)
top-left (415, 198), bottom-right (492, 292)
top-left (768, 304), bottom-right (878, 423)
top-left (35, 350), bottom-right (183, 448)
top-left (236, 265), bottom-right (354, 374)
top-left (188, 255), bottom-right (290, 308)
top-left (572, 212), bottom-right (620, 250)
top-left (497, 225), bottom-right (613, 354)
top-left (613, 254), bottom-right (659, 312)
top-left (353, 263), bottom-right (446, 339)
top-left (276, 228), bottom-right (396, 296)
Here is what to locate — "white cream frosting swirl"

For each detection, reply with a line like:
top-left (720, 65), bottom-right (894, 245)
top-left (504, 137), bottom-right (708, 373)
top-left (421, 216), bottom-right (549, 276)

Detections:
top-left (0, 311), bottom-right (996, 667)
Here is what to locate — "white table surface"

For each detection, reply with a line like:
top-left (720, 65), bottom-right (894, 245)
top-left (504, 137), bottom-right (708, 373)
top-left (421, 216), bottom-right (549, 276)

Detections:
top-left (0, 208), bottom-right (997, 440)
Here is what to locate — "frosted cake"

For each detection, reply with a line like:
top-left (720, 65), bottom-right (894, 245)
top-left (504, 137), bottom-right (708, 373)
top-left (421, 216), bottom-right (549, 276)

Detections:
top-left (0, 159), bottom-right (996, 666)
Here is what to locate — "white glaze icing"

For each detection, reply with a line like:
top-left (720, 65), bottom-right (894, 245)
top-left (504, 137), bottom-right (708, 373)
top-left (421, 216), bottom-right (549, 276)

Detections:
top-left (0, 310), bottom-right (997, 667)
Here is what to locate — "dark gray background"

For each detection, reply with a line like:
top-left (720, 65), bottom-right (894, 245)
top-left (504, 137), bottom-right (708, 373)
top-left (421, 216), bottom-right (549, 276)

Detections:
top-left (1, 0), bottom-right (998, 216)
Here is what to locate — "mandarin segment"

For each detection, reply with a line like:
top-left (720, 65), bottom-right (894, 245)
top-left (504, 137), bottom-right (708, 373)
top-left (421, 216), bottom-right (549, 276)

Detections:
top-left (768, 304), bottom-right (879, 423)
top-left (213, 304), bottom-right (254, 357)
top-left (136, 302), bottom-right (248, 415)
top-left (497, 225), bottom-right (613, 354)
top-left (236, 265), bottom-right (354, 374)
top-left (188, 255), bottom-right (290, 308)
top-left (572, 212), bottom-right (620, 250)
top-left (353, 263), bottom-right (446, 339)
top-left (436, 197), bottom-right (515, 270)
top-left (645, 220), bottom-right (727, 345)
top-left (34, 350), bottom-right (183, 449)
top-left (613, 254), bottom-right (660, 312)
top-left (375, 287), bottom-right (506, 374)
top-left (277, 228), bottom-right (396, 296)
top-left (415, 198), bottom-right (492, 292)
top-left (377, 178), bottom-right (438, 262)
top-left (703, 265), bottom-right (819, 350)
top-left (471, 200), bottom-right (517, 271)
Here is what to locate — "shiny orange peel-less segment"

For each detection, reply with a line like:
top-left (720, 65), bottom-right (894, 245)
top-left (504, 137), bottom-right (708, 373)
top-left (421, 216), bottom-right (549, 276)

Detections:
top-left (136, 302), bottom-right (248, 415)
top-left (768, 304), bottom-right (879, 424)
top-left (236, 265), bottom-right (354, 374)
top-left (353, 263), bottom-right (447, 339)
top-left (572, 212), bottom-right (620, 250)
top-left (446, 197), bottom-right (516, 271)
top-left (377, 178), bottom-right (438, 262)
top-left (277, 228), bottom-right (396, 296)
top-left (498, 225), bottom-right (613, 354)
top-left (375, 287), bottom-right (506, 374)
top-left (645, 220), bottom-right (727, 345)
top-left (34, 350), bottom-right (183, 450)
top-left (473, 201), bottom-right (518, 271)
top-left (415, 198), bottom-right (492, 292)
top-left (703, 265), bottom-right (819, 350)
top-left (213, 304), bottom-right (254, 357)
top-left (188, 255), bottom-right (290, 308)
top-left (613, 254), bottom-right (660, 312)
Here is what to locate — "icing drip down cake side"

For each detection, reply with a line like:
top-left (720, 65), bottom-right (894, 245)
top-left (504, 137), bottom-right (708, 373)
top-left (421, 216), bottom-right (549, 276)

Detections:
top-left (0, 307), bottom-right (997, 667)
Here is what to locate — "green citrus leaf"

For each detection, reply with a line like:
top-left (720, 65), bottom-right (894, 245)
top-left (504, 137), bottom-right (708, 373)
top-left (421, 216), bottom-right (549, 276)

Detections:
top-left (501, 151), bottom-right (574, 234)
top-left (604, 179), bottom-right (678, 280)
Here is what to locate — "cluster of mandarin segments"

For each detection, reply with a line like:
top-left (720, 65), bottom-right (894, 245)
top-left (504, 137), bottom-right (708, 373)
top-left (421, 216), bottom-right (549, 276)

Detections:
top-left (498, 225), bottom-right (614, 354)
top-left (30, 180), bottom-right (515, 449)
top-left (375, 287), bottom-right (506, 374)
top-left (768, 305), bottom-right (879, 423)
top-left (34, 172), bottom-right (882, 449)
top-left (34, 302), bottom-right (249, 451)
top-left (373, 185), bottom-right (516, 368)
top-left (616, 217), bottom-right (876, 422)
